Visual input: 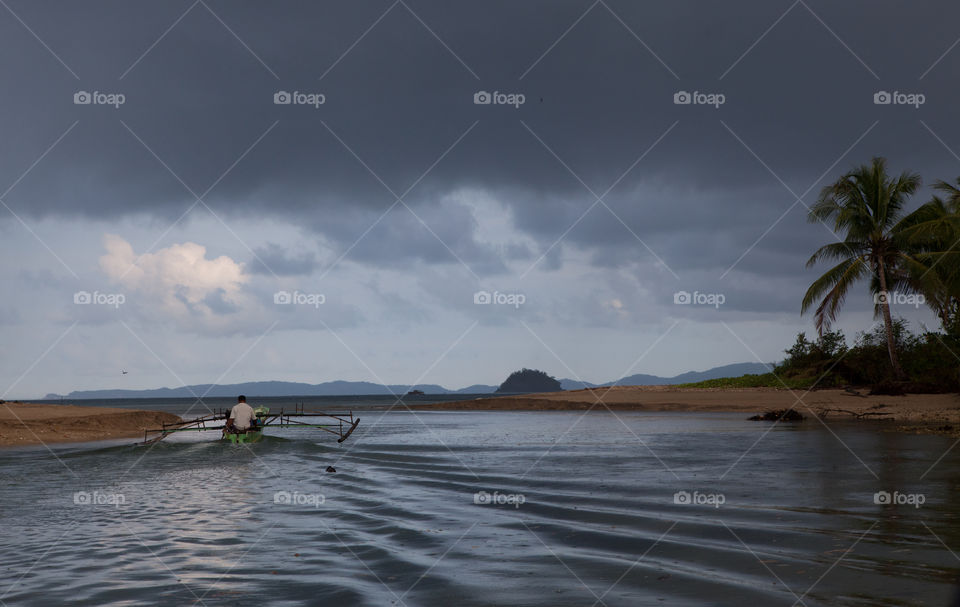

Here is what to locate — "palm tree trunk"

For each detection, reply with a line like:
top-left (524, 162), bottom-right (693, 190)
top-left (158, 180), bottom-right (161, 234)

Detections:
top-left (876, 258), bottom-right (906, 379)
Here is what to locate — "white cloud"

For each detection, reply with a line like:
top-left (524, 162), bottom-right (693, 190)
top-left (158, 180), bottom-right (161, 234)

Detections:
top-left (99, 234), bottom-right (249, 321)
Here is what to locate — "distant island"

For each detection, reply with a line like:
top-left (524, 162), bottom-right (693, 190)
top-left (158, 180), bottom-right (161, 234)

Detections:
top-left (496, 369), bottom-right (562, 394)
top-left (43, 362), bottom-right (772, 400)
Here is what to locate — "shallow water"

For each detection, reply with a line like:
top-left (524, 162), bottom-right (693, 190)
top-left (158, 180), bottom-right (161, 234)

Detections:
top-left (1, 409), bottom-right (958, 606)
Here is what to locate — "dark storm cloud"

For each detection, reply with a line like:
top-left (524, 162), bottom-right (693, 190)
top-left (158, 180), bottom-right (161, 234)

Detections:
top-left (248, 243), bottom-right (319, 276)
top-left (1, 0), bottom-right (959, 277)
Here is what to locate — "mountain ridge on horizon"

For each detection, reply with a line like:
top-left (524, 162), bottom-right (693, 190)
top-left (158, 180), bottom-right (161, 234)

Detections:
top-left (43, 362), bottom-right (773, 400)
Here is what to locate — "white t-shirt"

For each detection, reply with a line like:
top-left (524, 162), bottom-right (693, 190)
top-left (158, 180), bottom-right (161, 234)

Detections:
top-left (230, 402), bottom-right (256, 430)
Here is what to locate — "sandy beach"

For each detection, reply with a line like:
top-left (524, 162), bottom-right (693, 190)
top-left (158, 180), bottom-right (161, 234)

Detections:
top-left (411, 386), bottom-right (960, 428)
top-left (0, 403), bottom-right (182, 447)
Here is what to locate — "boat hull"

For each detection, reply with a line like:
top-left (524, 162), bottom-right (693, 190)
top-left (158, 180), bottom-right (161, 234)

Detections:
top-left (223, 430), bottom-right (263, 444)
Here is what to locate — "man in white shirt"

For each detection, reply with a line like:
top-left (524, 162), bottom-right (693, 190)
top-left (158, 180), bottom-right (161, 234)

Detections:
top-left (226, 395), bottom-right (256, 434)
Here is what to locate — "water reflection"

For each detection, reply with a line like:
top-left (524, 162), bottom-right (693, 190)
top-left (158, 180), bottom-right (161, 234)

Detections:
top-left (0, 412), bottom-right (957, 606)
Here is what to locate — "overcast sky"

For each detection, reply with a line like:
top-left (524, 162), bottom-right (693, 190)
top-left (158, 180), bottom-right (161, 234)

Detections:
top-left (1, 0), bottom-right (956, 398)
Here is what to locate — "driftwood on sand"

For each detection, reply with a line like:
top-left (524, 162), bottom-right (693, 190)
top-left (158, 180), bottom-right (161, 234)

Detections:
top-left (747, 409), bottom-right (804, 421)
top-left (815, 404), bottom-right (894, 419)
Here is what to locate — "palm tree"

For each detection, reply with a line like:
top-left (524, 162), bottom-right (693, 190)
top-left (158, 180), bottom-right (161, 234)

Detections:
top-left (900, 178), bottom-right (960, 331)
top-left (802, 157), bottom-right (921, 379)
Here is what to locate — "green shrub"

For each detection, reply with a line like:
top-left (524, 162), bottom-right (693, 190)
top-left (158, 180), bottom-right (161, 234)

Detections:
top-left (681, 320), bottom-right (959, 393)
top-left (676, 373), bottom-right (810, 389)
top-left (781, 321), bottom-right (957, 391)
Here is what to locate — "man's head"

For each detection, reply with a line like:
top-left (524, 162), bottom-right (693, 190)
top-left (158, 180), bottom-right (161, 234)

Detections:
top-left (238, 395), bottom-right (246, 403)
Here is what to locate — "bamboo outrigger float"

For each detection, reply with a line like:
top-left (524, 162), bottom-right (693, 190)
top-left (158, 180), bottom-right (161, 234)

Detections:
top-left (141, 404), bottom-right (360, 445)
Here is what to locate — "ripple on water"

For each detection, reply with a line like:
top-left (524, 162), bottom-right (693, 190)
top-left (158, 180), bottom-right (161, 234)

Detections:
top-left (1, 412), bottom-right (958, 606)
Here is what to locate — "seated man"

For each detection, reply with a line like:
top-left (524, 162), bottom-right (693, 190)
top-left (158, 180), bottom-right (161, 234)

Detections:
top-left (226, 395), bottom-right (256, 434)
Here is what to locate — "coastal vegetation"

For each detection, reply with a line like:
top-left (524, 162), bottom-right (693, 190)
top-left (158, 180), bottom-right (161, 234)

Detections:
top-left (686, 157), bottom-right (960, 393)
top-left (801, 157), bottom-right (921, 377)
top-left (676, 373), bottom-right (805, 389)
top-left (679, 321), bottom-right (957, 392)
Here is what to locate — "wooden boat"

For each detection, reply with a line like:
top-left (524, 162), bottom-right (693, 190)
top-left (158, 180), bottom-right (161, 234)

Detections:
top-left (141, 404), bottom-right (359, 445)
top-left (222, 429), bottom-right (265, 444)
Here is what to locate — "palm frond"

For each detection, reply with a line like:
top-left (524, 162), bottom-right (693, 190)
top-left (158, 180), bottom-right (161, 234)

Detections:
top-left (805, 241), bottom-right (865, 268)
top-left (933, 178), bottom-right (960, 211)
top-left (801, 257), bottom-right (869, 333)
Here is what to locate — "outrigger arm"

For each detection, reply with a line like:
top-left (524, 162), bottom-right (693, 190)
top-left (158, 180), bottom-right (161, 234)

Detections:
top-left (140, 405), bottom-right (360, 446)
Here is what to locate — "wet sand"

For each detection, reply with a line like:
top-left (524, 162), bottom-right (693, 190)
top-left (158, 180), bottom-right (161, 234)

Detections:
top-left (0, 403), bottom-right (182, 447)
top-left (410, 386), bottom-right (960, 428)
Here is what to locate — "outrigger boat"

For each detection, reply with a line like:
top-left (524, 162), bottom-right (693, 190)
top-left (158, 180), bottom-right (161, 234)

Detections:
top-left (141, 404), bottom-right (360, 445)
